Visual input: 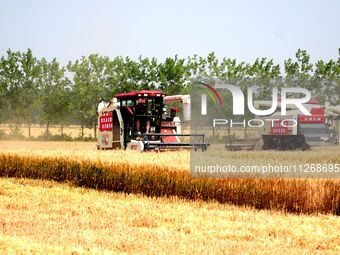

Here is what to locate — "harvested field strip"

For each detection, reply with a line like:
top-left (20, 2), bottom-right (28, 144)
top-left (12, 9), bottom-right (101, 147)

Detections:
top-left (1, 153), bottom-right (340, 214)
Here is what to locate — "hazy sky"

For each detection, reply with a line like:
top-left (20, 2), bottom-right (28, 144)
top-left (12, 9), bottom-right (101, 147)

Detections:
top-left (0, 0), bottom-right (339, 65)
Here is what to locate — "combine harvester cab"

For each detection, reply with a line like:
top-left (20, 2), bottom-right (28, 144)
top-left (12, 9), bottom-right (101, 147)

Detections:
top-left (97, 90), bottom-right (209, 151)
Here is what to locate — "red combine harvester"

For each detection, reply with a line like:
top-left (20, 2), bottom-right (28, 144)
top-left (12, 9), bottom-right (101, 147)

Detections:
top-left (226, 99), bottom-right (340, 151)
top-left (97, 90), bottom-right (209, 151)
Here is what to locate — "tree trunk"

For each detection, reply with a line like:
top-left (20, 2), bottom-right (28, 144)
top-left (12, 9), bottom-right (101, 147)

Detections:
top-left (94, 121), bottom-right (97, 139)
top-left (28, 122), bottom-right (31, 139)
top-left (81, 126), bottom-right (84, 139)
top-left (46, 121), bottom-right (50, 135)
top-left (14, 122), bottom-right (18, 137)
top-left (60, 124), bottom-right (64, 136)
top-left (14, 118), bottom-right (19, 136)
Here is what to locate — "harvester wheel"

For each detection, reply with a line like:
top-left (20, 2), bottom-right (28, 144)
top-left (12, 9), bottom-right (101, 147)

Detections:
top-left (299, 135), bottom-right (310, 151)
top-left (253, 137), bottom-right (264, 150)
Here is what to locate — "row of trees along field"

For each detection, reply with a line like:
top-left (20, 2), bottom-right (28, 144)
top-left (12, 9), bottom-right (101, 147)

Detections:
top-left (0, 48), bottom-right (339, 139)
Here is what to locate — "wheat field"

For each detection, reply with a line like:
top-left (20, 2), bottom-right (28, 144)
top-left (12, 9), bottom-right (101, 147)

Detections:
top-left (0, 141), bottom-right (189, 172)
top-left (0, 125), bottom-right (94, 138)
top-left (0, 141), bottom-right (339, 171)
top-left (0, 141), bottom-right (340, 214)
top-left (1, 141), bottom-right (340, 254)
top-left (1, 178), bottom-right (340, 254)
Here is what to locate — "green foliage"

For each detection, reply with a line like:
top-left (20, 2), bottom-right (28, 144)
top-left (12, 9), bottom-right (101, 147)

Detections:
top-left (34, 132), bottom-right (74, 142)
top-left (0, 48), bottom-right (339, 139)
top-left (67, 54), bottom-right (111, 138)
top-left (0, 49), bottom-right (41, 138)
top-left (285, 49), bottom-right (313, 78)
top-left (39, 58), bottom-right (71, 133)
top-left (158, 55), bottom-right (187, 94)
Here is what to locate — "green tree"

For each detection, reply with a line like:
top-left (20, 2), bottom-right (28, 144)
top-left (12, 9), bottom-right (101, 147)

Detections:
top-left (0, 49), bottom-right (40, 138)
top-left (245, 58), bottom-right (281, 99)
top-left (106, 56), bottom-right (141, 94)
top-left (0, 56), bottom-right (9, 124)
top-left (137, 56), bottom-right (160, 89)
top-left (19, 49), bottom-right (41, 138)
top-left (0, 49), bottom-right (22, 128)
top-left (39, 58), bottom-right (71, 135)
top-left (67, 54), bottom-right (110, 139)
top-left (158, 55), bottom-right (186, 95)
top-left (285, 49), bottom-right (313, 78)
top-left (313, 49), bottom-right (340, 104)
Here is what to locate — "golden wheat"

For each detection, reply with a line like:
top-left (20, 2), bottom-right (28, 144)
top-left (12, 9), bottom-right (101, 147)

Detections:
top-left (0, 141), bottom-right (340, 214)
top-left (0, 125), bottom-right (94, 138)
top-left (1, 178), bottom-right (340, 254)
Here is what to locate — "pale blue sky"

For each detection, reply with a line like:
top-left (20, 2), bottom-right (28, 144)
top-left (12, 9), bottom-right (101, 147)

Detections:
top-left (0, 0), bottom-right (339, 65)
